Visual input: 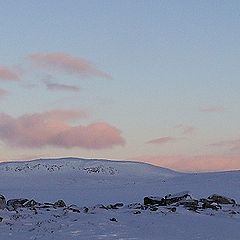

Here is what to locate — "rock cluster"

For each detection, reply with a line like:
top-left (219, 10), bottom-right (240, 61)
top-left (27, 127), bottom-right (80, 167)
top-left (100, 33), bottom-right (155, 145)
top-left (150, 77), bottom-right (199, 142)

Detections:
top-left (143, 192), bottom-right (238, 213)
top-left (0, 192), bottom-right (239, 223)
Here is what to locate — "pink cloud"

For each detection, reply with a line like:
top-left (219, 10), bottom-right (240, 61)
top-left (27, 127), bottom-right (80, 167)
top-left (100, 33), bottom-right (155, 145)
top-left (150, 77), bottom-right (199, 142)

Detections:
top-left (200, 106), bottom-right (225, 113)
top-left (0, 110), bottom-right (124, 149)
top-left (176, 124), bottom-right (196, 135)
top-left (0, 66), bottom-right (19, 81)
top-left (0, 89), bottom-right (8, 98)
top-left (147, 136), bottom-right (176, 145)
top-left (29, 52), bottom-right (112, 79)
top-left (135, 154), bottom-right (240, 172)
top-left (43, 80), bottom-right (80, 92)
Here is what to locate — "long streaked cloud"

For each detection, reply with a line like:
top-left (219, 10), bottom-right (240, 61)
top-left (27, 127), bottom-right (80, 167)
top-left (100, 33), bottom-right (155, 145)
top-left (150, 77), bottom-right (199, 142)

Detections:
top-left (29, 52), bottom-right (112, 79)
top-left (0, 66), bottom-right (20, 81)
top-left (147, 136), bottom-right (176, 145)
top-left (200, 106), bottom-right (225, 113)
top-left (135, 154), bottom-right (240, 172)
top-left (43, 80), bottom-right (80, 92)
top-left (0, 110), bottom-right (125, 149)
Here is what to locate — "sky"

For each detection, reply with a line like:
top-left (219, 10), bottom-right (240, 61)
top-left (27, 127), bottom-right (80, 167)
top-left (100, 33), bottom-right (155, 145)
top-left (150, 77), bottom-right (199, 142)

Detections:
top-left (0, 0), bottom-right (240, 172)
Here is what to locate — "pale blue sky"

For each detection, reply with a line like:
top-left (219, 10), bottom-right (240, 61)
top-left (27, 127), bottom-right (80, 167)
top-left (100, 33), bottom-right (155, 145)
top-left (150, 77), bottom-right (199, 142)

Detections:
top-left (0, 1), bottom-right (240, 171)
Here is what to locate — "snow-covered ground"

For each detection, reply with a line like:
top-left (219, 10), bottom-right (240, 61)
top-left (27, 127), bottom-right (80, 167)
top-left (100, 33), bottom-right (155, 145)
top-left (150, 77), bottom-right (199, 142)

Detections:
top-left (0, 157), bottom-right (240, 239)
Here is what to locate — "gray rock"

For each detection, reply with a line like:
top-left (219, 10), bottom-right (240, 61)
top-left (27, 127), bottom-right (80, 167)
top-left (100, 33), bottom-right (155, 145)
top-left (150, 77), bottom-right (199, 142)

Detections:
top-left (207, 194), bottom-right (236, 205)
top-left (7, 198), bottom-right (28, 211)
top-left (0, 195), bottom-right (6, 210)
top-left (53, 200), bottom-right (66, 208)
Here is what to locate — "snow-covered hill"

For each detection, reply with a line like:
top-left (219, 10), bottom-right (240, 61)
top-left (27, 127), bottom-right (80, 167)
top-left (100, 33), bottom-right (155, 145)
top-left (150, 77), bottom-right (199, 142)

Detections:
top-left (0, 157), bottom-right (240, 240)
top-left (0, 157), bottom-right (179, 178)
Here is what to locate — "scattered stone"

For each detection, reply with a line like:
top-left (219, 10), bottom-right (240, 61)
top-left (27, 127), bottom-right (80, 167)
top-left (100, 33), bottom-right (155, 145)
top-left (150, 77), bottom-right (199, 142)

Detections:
top-left (94, 204), bottom-right (108, 210)
top-left (128, 203), bottom-right (146, 210)
top-left (83, 207), bottom-right (89, 213)
top-left (107, 203), bottom-right (124, 209)
top-left (133, 210), bottom-right (141, 214)
top-left (0, 195), bottom-right (6, 210)
top-left (168, 207), bottom-right (177, 212)
top-left (53, 200), bottom-right (66, 208)
top-left (65, 205), bottom-right (81, 213)
top-left (149, 206), bottom-right (158, 211)
top-left (110, 217), bottom-right (117, 222)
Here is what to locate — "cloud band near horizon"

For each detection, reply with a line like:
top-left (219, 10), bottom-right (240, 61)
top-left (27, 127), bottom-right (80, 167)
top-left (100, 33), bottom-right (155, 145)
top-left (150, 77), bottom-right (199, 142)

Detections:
top-left (0, 110), bottom-right (125, 149)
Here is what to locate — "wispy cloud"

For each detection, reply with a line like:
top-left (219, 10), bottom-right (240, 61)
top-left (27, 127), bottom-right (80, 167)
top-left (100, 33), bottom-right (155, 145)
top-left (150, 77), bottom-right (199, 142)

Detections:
top-left (0, 66), bottom-right (20, 81)
top-left (200, 106), bottom-right (225, 113)
top-left (0, 89), bottom-right (8, 98)
top-left (135, 154), bottom-right (240, 172)
top-left (0, 110), bottom-right (125, 149)
top-left (43, 80), bottom-right (80, 92)
top-left (29, 52), bottom-right (112, 79)
top-left (176, 124), bottom-right (196, 135)
top-left (147, 136), bottom-right (176, 145)
top-left (208, 138), bottom-right (240, 152)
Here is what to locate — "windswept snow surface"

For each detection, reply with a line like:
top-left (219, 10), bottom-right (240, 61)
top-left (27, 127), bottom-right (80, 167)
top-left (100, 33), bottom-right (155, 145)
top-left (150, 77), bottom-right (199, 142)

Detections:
top-left (0, 157), bottom-right (240, 240)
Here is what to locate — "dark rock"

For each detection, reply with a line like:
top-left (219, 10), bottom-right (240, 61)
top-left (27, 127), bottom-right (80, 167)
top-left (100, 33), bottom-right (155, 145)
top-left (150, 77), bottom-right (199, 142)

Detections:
top-left (7, 199), bottom-right (28, 211)
top-left (0, 216), bottom-right (3, 222)
top-left (94, 204), bottom-right (108, 210)
top-left (202, 202), bottom-right (221, 210)
top-left (113, 203), bottom-right (124, 208)
top-left (133, 210), bottom-right (141, 214)
top-left (53, 200), bottom-right (66, 208)
top-left (107, 203), bottom-right (124, 209)
top-left (145, 191), bottom-right (192, 206)
top-left (144, 196), bottom-right (166, 206)
top-left (24, 199), bottom-right (41, 208)
top-left (65, 205), bottom-right (81, 213)
top-left (128, 203), bottom-right (146, 210)
top-left (177, 199), bottom-right (199, 208)
top-left (110, 218), bottom-right (117, 222)
top-left (0, 195), bottom-right (6, 210)
top-left (168, 207), bottom-right (177, 212)
top-left (149, 206), bottom-right (158, 211)
top-left (207, 194), bottom-right (236, 205)
top-left (164, 191), bottom-right (192, 205)
top-left (83, 207), bottom-right (89, 213)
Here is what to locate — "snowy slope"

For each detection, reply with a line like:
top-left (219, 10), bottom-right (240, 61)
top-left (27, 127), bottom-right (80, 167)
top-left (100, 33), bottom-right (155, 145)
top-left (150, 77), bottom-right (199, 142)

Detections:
top-left (0, 157), bottom-right (240, 240)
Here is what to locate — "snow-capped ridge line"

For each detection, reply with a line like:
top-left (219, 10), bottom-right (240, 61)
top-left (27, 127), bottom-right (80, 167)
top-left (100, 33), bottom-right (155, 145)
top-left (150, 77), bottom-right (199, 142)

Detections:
top-left (0, 157), bottom-right (180, 178)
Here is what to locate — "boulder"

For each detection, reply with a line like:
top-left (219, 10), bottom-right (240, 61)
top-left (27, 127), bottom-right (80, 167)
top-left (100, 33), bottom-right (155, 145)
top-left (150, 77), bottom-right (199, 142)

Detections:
top-left (144, 191), bottom-right (192, 206)
top-left (24, 199), bottom-right (41, 208)
top-left (53, 200), bottom-right (66, 208)
top-left (177, 199), bottom-right (199, 208)
top-left (7, 198), bottom-right (28, 211)
top-left (0, 195), bottom-right (6, 210)
top-left (207, 194), bottom-right (236, 205)
top-left (164, 191), bottom-right (192, 205)
top-left (144, 196), bottom-right (166, 206)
